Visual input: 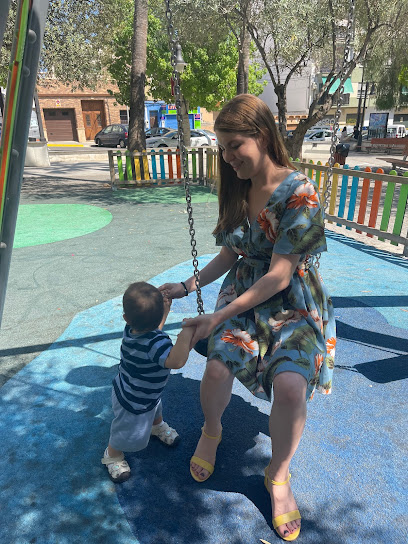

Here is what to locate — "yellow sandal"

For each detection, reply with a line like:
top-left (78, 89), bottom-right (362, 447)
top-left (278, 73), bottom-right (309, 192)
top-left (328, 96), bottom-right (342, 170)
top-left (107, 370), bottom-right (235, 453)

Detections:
top-left (190, 427), bottom-right (222, 482)
top-left (264, 466), bottom-right (301, 542)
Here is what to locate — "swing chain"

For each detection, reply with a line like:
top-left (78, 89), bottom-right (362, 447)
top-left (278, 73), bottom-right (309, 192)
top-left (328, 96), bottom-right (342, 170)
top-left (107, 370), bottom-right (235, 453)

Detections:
top-left (313, 0), bottom-right (355, 270)
top-left (325, 0), bottom-right (355, 206)
top-left (164, 0), bottom-right (204, 315)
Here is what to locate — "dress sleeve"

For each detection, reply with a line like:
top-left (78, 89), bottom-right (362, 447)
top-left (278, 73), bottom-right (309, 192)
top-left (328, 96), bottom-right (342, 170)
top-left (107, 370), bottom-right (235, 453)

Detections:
top-left (214, 231), bottom-right (227, 247)
top-left (273, 176), bottom-right (327, 256)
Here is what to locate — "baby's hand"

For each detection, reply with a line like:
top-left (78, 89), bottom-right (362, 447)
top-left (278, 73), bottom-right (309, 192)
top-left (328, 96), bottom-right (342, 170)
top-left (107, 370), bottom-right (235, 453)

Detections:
top-left (163, 296), bottom-right (172, 312)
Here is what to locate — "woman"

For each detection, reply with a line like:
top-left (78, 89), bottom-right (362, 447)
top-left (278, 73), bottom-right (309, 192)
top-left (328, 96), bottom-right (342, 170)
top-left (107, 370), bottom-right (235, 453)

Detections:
top-left (159, 94), bottom-right (335, 542)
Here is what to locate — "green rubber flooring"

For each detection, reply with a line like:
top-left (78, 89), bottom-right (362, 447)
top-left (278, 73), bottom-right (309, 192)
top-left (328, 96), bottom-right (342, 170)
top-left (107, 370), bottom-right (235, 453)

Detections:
top-left (113, 185), bottom-right (218, 204)
top-left (13, 204), bottom-right (112, 248)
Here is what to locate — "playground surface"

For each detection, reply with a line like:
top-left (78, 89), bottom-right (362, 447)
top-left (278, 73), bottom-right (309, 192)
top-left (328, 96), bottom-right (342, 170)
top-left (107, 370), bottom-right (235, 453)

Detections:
top-left (0, 162), bottom-right (407, 544)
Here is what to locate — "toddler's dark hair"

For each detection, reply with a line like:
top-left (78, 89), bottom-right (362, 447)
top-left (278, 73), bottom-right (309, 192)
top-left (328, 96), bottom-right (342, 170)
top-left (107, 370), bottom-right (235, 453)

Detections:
top-left (123, 282), bottom-right (164, 332)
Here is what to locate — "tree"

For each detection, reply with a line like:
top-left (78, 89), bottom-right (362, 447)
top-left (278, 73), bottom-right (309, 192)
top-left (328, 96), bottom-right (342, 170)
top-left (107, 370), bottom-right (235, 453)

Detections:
top-left (365, 32), bottom-right (408, 110)
top-left (240, 0), bottom-right (408, 158)
top-left (107, 7), bottom-right (266, 143)
top-left (128, 0), bottom-right (148, 152)
top-left (176, 0), bottom-right (255, 95)
top-left (0, 0), bottom-right (128, 89)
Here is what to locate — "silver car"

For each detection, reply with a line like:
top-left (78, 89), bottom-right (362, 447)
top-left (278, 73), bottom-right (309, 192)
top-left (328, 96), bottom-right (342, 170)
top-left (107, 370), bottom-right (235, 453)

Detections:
top-left (145, 129), bottom-right (210, 148)
top-left (303, 129), bottom-right (334, 143)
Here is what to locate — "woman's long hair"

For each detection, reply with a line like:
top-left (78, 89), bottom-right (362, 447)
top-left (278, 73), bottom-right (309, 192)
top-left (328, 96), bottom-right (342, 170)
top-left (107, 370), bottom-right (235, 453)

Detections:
top-left (213, 94), bottom-right (292, 235)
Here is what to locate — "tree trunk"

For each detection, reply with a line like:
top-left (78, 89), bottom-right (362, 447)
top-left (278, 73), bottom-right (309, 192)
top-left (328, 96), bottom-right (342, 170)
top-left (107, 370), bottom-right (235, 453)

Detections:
top-left (285, 126), bottom-right (308, 160)
top-left (275, 83), bottom-right (288, 138)
top-left (237, 25), bottom-right (250, 94)
top-left (128, 0), bottom-right (147, 153)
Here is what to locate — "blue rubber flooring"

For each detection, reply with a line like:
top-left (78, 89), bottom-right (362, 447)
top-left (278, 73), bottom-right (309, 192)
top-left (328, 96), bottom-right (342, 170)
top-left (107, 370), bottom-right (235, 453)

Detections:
top-left (1, 232), bottom-right (407, 544)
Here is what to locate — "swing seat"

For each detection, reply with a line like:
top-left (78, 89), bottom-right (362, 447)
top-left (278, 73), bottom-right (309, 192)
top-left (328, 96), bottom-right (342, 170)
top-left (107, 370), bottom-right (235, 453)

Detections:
top-left (194, 338), bottom-right (208, 357)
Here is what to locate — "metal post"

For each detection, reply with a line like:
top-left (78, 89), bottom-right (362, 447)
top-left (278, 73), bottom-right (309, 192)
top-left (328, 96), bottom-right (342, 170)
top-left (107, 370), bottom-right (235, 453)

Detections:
top-left (357, 80), bottom-right (369, 150)
top-left (0, 0), bottom-right (50, 327)
top-left (355, 67), bottom-right (364, 150)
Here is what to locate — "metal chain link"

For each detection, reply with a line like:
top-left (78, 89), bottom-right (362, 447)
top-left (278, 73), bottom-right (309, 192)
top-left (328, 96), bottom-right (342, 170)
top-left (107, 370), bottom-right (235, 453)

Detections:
top-left (164, 0), bottom-right (204, 314)
top-left (313, 0), bottom-right (355, 268)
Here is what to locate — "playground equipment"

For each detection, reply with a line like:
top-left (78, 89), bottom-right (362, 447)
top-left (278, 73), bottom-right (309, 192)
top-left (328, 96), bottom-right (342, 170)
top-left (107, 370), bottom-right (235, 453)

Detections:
top-left (0, 0), bottom-right (50, 326)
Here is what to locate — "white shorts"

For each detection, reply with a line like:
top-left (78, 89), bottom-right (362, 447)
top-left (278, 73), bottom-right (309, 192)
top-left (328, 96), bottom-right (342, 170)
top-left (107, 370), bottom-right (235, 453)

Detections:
top-left (109, 390), bottom-right (163, 452)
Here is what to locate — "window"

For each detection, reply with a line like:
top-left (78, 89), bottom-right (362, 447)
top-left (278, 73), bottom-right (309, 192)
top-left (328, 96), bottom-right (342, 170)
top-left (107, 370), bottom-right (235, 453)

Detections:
top-left (120, 110), bottom-right (128, 123)
top-left (103, 126), bottom-right (112, 133)
top-left (112, 125), bottom-right (122, 133)
top-left (85, 114), bottom-right (91, 127)
top-left (62, 111), bottom-right (69, 116)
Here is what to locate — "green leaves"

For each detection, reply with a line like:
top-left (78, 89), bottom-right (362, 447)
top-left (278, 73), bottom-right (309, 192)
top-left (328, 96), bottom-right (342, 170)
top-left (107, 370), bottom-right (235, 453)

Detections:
top-left (287, 225), bottom-right (325, 255)
top-left (281, 325), bottom-right (317, 355)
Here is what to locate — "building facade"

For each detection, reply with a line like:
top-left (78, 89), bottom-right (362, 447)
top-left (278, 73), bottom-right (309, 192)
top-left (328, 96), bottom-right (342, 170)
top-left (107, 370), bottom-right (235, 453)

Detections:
top-left (36, 81), bottom-right (209, 143)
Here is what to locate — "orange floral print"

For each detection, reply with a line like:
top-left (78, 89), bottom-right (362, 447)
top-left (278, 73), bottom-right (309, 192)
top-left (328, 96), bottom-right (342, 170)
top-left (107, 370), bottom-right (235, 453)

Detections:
top-left (326, 337), bottom-right (336, 357)
top-left (287, 182), bottom-right (319, 209)
top-left (297, 309), bottom-right (308, 319)
top-left (221, 329), bottom-right (259, 355)
top-left (314, 353), bottom-right (324, 374)
top-left (231, 245), bottom-right (248, 258)
top-left (257, 209), bottom-right (279, 243)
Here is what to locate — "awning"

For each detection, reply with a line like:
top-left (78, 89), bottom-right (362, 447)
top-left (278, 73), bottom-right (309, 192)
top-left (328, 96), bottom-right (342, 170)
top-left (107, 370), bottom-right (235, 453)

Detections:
top-left (322, 77), bottom-right (353, 94)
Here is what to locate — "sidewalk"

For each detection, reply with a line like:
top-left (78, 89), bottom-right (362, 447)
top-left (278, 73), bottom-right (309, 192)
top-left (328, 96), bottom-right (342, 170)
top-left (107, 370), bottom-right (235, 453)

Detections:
top-left (46, 141), bottom-right (398, 171)
top-left (0, 163), bottom-right (407, 543)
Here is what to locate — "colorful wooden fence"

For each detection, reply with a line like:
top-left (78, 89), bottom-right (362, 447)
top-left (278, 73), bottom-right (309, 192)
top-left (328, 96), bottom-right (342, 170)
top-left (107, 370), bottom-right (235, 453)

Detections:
top-left (108, 147), bottom-right (218, 188)
top-left (294, 160), bottom-right (408, 255)
top-left (108, 149), bottom-right (407, 255)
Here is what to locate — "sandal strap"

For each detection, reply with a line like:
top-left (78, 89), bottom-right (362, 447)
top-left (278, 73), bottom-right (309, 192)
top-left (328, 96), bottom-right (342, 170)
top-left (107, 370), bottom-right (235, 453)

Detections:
top-left (201, 426), bottom-right (222, 441)
top-left (190, 455), bottom-right (214, 475)
top-left (269, 473), bottom-right (291, 486)
top-left (273, 509), bottom-right (301, 529)
top-left (101, 452), bottom-right (124, 465)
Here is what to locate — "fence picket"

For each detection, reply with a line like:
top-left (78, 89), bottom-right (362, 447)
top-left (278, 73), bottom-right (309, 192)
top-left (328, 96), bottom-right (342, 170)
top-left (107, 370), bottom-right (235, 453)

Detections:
top-left (337, 164), bottom-right (349, 226)
top-left (151, 150), bottom-right (157, 180)
top-left (392, 171), bottom-right (408, 244)
top-left (346, 167), bottom-right (360, 229)
top-left (379, 170), bottom-right (397, 241)
top-left (356, 167), bottom-right (371, 233)
top-left (367, 168), bottom-right (384, 238)
top-left (159, 150), bottom-right (165, 179)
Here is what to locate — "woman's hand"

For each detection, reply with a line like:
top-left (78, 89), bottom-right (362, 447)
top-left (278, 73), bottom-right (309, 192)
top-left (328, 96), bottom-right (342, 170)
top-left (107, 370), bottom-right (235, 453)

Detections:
top-left (159, 282), bottom-right (186, 300)
top-left (182, 313), bottom-right (221, 348)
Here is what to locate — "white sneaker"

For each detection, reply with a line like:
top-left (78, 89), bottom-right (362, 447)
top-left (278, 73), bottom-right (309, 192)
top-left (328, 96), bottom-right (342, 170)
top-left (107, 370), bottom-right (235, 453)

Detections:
top-left (151, 421), bottom-right (180, 446)
top-left (101, 449), bottom-right (131, 483)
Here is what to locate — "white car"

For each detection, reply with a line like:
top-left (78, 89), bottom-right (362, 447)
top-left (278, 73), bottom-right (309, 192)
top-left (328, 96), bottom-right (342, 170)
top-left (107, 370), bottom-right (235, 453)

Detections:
top-left (145, 129), bottom-right (210, 148)
top-left (303, 129), bottom-right (334, 143)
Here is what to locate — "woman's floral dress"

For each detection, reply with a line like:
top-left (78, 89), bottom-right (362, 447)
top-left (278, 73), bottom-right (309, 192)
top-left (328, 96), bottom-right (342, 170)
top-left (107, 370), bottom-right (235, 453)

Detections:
top-left (207, 171), bottom-right (336, 401)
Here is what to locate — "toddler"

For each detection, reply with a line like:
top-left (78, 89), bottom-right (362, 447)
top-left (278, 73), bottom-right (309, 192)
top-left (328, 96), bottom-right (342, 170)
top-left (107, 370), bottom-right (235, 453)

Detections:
top-left (102, 281), bottom-right (195, 483)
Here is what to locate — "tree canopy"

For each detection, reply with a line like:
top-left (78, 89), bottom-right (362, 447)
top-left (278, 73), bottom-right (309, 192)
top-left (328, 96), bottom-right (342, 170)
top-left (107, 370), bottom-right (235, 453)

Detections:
top-left (0, 0), bottom-right (128, 89)
top-left (107, 6), bottom-right (266, 110)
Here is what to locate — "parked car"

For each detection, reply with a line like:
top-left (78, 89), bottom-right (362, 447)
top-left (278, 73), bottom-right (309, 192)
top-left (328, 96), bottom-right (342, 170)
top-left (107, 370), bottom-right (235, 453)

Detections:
top-left (303, 129), bottom-right (334, 143)
top-left (145, 127), bottom-right (172, 138)
top-left (199, 129), bottom-right (218, 145)
top-left (387, 124), bottom-right (407, 138)
top-left (145, 129), bottom-right (210, 148)
top-left (94, 124), bottom-right (128, 148)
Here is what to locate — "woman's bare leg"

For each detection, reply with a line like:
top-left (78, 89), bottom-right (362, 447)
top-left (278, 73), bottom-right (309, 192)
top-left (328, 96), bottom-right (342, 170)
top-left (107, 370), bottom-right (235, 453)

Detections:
top-left (190, 358), bottom-right (234, 480)
top-left (267, 372), bottom-right (307, 538)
